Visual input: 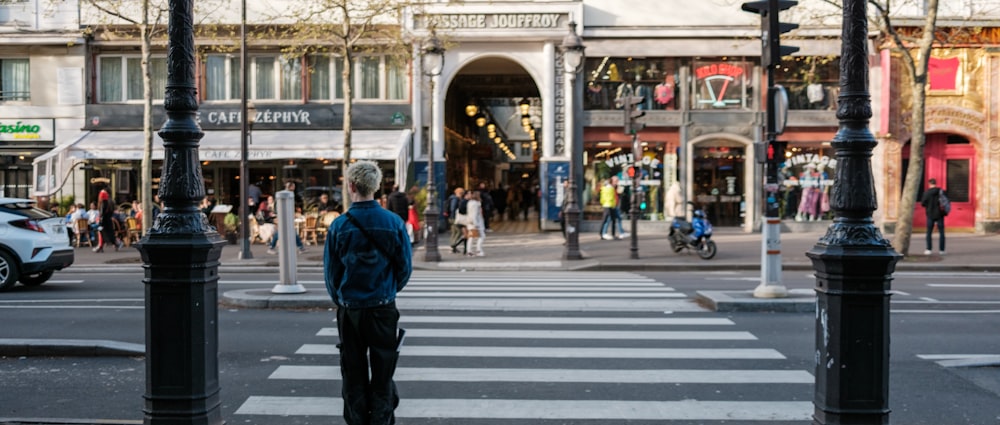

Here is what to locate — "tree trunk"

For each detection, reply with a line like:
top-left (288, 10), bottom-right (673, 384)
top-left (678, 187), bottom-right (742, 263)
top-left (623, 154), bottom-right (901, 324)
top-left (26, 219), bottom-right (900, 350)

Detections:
top-left (140, 14), bottom-right (154, 232)
top-left (892, 82), bottom-right (928, 256)
top-left (340, 53), bottom-right (353, 210)
top-left (889, 0), bottom-right (938, 256)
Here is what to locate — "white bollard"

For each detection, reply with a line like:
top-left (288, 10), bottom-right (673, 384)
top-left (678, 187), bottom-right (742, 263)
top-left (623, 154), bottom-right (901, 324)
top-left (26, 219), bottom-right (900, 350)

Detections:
top-left (272, 190), bottom-right (306, 294)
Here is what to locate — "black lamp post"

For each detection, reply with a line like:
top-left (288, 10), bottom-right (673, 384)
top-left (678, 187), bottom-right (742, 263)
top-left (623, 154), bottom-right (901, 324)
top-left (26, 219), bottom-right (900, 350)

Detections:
top-left (560, 21), bottom-right (585, 260)
top-left (136, 0), bottom-right (225, 423)
top-left (807, 1), bottom-right (901, 424)
top-left (421, 33), bottom-right (444, 262)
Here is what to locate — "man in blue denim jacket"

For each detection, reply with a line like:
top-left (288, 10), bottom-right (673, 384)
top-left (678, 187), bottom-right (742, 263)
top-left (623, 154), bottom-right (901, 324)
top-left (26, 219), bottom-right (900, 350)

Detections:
top-left (324, 160), bottom-right (412, 425)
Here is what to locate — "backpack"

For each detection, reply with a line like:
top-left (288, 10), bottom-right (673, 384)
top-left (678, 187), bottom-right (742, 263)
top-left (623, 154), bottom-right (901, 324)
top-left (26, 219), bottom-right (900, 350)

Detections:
top-left (458, 199), bottom-right (468, 215)
top-left (938, 190), bottom-right (951, 216)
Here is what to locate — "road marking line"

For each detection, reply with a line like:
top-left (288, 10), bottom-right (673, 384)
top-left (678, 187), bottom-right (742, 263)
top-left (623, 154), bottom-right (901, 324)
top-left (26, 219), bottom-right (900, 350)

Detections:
top-left (926, 283), bottom-right (1000, 288)
top-left (0, 298), bottom-right (143, 303)
top-left (295, 344), bottom-right (785, 359)
top-left (919, 297), bottom-right (938, 302)
top-left (316, 328), bottom-right (756, 340)
top-left (403, 286), bottom-right (675, 292)
top-left (399, 292), bottom-right (685, 298)
top-left (0, 305), bottom-right (144, 309)
top-left (399, 316), bottom-right (732, 325)
top-left (917, 354), bottom-right (997, 360)
top-left (270, 366), bottom-right (814, 384)
top-left (235, 397), bottom-right (813, 420)
top-left (891, 309), bottom-right (1000, 314)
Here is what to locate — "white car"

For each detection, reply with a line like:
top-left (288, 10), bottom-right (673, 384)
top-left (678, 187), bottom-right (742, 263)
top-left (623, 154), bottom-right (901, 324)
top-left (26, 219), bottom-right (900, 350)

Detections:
top-left (0, 198), bottom-right (74, 291)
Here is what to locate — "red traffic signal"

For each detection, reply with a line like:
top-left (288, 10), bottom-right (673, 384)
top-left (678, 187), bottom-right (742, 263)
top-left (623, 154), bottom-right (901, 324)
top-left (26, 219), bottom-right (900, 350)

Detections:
top-left (626, 166), bottom-right (637, 178)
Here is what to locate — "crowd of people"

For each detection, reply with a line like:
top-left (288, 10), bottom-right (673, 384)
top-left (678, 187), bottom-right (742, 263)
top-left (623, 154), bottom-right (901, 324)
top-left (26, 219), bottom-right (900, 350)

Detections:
top-left (63, 189), bottom-right (160, 253)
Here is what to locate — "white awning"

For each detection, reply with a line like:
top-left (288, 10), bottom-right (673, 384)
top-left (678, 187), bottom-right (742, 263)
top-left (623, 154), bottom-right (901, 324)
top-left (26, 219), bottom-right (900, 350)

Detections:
top-left (31, 129), bottom-right (412, 197)
top-left (43, 129), bottom-right (411, 162)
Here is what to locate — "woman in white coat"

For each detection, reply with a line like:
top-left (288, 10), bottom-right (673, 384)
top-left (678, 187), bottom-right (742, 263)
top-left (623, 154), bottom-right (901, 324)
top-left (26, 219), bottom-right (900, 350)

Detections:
top-left (465, 191), bottom-right (486, 256)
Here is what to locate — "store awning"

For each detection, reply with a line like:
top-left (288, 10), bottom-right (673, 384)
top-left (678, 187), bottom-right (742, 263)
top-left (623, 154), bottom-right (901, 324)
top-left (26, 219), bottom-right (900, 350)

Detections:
top-left (37, 129), bottom-right (411, 162)
top-left (31, 129), bottom-right (412, 197)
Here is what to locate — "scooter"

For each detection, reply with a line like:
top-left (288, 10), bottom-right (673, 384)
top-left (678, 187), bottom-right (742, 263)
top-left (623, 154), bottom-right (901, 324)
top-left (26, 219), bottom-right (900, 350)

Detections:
top-left (668, 204), bottom-right (717, 260)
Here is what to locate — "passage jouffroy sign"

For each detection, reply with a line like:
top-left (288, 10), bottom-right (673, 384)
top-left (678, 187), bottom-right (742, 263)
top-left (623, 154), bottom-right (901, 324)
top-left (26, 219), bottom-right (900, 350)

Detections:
top-left (418, 13), bottom-right (566, 30)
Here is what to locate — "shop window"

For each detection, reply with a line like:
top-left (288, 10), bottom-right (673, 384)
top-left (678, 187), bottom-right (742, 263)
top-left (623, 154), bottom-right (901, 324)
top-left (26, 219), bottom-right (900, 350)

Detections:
top-left (583, 142), bottom-right (666, 220)
top-left (583, 57), bottom-right (681, 111)
top-left (779, 145), bottom-right (835, 221)
top-left (773, 56), bottom-right (840, 110)
top-left (691, 59), bottom-right (751, 110)
top-left (0, 58), bottom-right (29, 101)
top-left (98, 55), bottom-right (167, 103)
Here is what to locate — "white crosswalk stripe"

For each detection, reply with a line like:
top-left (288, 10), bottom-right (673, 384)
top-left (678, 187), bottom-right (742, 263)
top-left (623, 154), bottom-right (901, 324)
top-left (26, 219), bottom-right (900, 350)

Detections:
top-left (234, 271), bottom-right (814, 423)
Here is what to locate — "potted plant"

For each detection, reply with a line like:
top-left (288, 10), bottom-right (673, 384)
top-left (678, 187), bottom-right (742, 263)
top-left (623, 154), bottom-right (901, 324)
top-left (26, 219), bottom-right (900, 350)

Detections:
top-left (223, 212), bottom-right (239, 244)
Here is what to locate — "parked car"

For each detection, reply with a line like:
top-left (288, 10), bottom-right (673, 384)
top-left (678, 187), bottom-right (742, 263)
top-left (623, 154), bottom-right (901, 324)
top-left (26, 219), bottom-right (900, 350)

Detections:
top-left (0, 198), bottom-right (74, 291)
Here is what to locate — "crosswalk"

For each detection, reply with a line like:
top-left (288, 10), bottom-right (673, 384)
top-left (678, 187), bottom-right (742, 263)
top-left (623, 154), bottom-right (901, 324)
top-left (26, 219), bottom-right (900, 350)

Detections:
top-left (233, 271), bottom-right (814, 423)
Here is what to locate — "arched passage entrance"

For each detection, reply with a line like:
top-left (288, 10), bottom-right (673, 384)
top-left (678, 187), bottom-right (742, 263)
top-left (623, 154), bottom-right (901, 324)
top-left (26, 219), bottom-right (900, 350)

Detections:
top-left (444, 56), bottom-right (542, 233)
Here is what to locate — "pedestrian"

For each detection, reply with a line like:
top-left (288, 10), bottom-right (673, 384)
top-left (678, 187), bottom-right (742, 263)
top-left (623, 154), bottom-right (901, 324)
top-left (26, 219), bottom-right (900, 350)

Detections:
top-left (476, 182), bottom-right (494, 231)
top-left (465, 191), bottom-right (486, 256)
top-left (599, 178), bottom-right (618, 240)
top-left (665, 181), bottom-right (684, 223)
top-left (506, 184), bottom-right (521, 221)
top-left (95, 189), bottom-right (120, 252)
top-left (491, 184), bottom-right (507, 222)
top-left (386, 184), bottom-right (409, 222)
top-left (920, 178), bottom-right (946, 256)
top-left (450, 191), bottom-right (472, 254)
top-left (324, 160), bottom-right (412, 425)
top-left (558, 179), bottom-right (570, 242)
top-left (247, 182), bottom-right (262, 214)
top-left (444, 187), bottom-right (466, 252)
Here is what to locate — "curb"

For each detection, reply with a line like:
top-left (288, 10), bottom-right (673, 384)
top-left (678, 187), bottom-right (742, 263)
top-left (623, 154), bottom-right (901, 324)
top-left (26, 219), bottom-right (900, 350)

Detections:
top-left (0, 418), bottom-right (141, 425)
top-left (220, 289), bottom-right (334, 310)
top-left (694, 289), bottom-right (816, 313)
top-left (0, 339), bottom-right (144, 357)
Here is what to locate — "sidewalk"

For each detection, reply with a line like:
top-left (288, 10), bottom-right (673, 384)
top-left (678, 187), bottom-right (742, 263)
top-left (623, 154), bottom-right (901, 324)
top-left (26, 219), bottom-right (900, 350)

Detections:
top-left (66, 227), bottom-right (1000, 274)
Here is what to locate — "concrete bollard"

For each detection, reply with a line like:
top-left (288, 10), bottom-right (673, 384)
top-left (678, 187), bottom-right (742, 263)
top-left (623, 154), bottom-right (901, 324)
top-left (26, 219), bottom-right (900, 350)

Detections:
top-left (272, 190), bottom-right (306, 294)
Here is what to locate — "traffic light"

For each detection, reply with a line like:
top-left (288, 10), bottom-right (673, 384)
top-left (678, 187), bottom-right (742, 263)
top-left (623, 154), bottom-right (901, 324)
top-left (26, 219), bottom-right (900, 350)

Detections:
top-left (768, 141), bottom-right (788, 164)
top-left (741, 0), bottom-right (800, 69)
top-left (626, 165), bottom-right (637, 178)
top-left (621, 93), bottom-right (646, 135)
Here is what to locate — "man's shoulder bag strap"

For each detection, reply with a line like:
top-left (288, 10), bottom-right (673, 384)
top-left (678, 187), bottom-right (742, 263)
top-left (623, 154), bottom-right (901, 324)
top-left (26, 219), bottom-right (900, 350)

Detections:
top-left (343, 212), bottom-right (403, 272)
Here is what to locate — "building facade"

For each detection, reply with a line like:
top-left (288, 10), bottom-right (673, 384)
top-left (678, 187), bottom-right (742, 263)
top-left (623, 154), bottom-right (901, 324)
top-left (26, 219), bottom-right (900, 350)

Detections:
top-left (407, 0), bottom-right (841, 231)
top-left (0, 0), bottom-right (85, 204)
top-left (877, 23), bottom-right (1000, 234)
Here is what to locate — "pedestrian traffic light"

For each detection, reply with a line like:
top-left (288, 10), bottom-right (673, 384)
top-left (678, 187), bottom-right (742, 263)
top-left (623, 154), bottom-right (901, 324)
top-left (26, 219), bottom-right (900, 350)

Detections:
top-left (621, 93), bottom-right (646, 135)
top-left (741, 0), bottom-right (800, 69)
top-left (769, 141), bottom-right (787, 162)
top-left (626, 165), bottom-right (637, 178)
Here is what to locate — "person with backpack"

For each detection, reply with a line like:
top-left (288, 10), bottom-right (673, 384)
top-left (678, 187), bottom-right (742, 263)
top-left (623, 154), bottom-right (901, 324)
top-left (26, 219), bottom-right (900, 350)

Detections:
top-left (920, 178), bottom-right (948, 256)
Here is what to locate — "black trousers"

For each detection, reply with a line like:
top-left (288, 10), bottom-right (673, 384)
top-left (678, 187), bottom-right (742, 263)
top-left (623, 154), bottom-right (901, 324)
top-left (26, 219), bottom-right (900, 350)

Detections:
top-left (337, 303), bottom-right (401, 425)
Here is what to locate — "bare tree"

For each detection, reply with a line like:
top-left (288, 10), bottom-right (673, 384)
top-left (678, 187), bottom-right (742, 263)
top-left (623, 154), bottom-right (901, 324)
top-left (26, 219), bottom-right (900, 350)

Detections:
top-left (870, 0), bottom-right (939, 256)
top-left (261, 0), bottom-right (420, 210)
top-left (83, 0), bottom-right (169, 231)
top-left (83, 0), bottom-right (229, 231)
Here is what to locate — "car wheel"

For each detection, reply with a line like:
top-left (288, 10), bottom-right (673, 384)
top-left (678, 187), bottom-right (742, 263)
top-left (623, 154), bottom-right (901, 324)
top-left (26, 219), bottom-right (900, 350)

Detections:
top-left (0, 251), bottom-right (21, 291)
top-left (19, 270), bottom-right (54, 286)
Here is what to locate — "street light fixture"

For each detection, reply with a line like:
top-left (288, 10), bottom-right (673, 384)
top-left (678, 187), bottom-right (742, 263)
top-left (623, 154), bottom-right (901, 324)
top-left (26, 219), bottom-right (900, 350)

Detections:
top-left (560, 21), bottom-right (585, 261)
top-left (421, 32), bottom-right (444, 262)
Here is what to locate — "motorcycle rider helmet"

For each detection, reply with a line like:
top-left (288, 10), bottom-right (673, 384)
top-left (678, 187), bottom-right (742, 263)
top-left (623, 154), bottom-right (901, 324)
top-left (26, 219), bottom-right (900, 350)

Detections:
top-left (692, 209), bottom-right (706, 218)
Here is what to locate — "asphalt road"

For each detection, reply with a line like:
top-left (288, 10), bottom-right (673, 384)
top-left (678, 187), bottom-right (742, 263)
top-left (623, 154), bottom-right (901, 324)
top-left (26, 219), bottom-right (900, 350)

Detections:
top-left (1, 270), bottom-right (998, 424)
